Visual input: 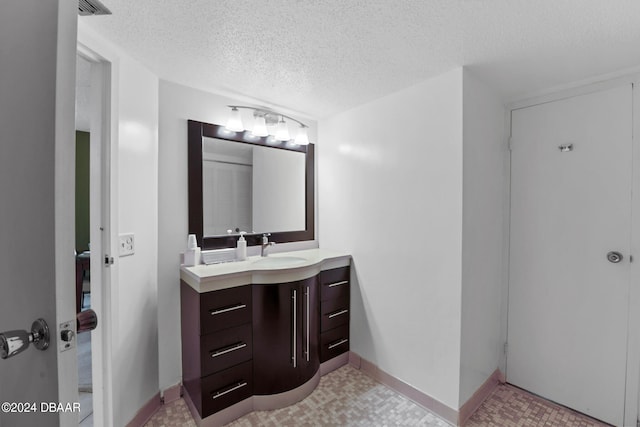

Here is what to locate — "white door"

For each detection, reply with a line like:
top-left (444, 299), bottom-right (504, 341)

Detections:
top-left (0, 1), bottom-right (78, 426)
top-left (508, 84), bottom-right (632, 426)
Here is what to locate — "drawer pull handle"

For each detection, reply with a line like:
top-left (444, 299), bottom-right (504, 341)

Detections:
top-left (328, 338), bottom-right (349, 349)
top-left (305, 286), bottom-right (310, 362)
top-left (328, 309), bottom-right (349, 319)
top-left (328, 280), bottom-right (348, 288)
top-left (210, 342), bottom-right (247, 358)
top-left (210, 304), bottom-right (246, 316)
top-left (292, 289), bottom-right (297, 368)
top-left (212, 381), bottom-right (248, 400)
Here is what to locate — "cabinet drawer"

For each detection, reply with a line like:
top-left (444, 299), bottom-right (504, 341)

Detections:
top-left (200, 286), bottom-right (252, 334)
top-left (201, 360), bottom-right (253, 417)
top-left (320, 267), bottom-right (350, 301)
top-left (320, 296), bottom-right (350, 332)
top-left (201, 324), bottom-right (252, 377)
top-left (320, 324), bottom-right (350, 362)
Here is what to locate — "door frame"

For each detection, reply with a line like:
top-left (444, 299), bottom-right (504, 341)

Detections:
top-left (76, 42), bottom-right (114, 427)
top-left (505, 74), bottom-right (640, 426)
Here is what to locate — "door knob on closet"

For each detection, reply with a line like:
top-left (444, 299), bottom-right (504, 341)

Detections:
top-left (0, 318), bottom-right (50, 360)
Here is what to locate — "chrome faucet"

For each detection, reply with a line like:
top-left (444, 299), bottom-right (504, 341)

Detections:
top-left (261, 233), bottom-right (276, 257)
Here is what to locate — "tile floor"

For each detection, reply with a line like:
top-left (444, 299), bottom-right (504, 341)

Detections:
top-left (466, 384), bottom-right (610, 427)
top-left (145, 365), bottom-right (448, 427)
top-left (143, 365), bottom-right (610, 426)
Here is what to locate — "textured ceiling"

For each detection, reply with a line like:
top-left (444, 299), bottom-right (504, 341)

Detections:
top-left (82, 0), bottom-right (640, 118)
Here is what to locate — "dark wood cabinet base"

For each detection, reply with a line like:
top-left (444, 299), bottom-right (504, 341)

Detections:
top-left (201, 361), bottom-right (253, 417)
top-left (183, 357), bottom-right (347, 427)
top-left (321, 323), bottom-right (350, 362)
top-left (319, 266), bottom-right (351, 363)
top-left (253, 277), bottom-right (319, 395)
top-left (181, 282), bottom-right (254, 418)
top-left (181, 265), bottom-right (350, 421)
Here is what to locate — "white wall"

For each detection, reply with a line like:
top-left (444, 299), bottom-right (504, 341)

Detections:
top-left (157, 80), bottom-right (318, 393)
top-left (459, 70), bottom-right (507, 406)
top-left (318, 68), bottom-right (464, 409)
top-left (78, 23), bottom-right (159, 427)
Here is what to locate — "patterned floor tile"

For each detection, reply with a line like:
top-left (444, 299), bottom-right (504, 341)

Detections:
top-left (144, 398), bottom-right (196, 427)
top-left (144, 365), bottom-right (611, 427)
top-left (224, 365), bottom-right (450, 427)
top-left (466, 384), bottom-right (611, 427)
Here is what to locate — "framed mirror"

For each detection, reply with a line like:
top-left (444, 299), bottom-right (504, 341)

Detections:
top-left (188, 120), bottom-right (315, 250)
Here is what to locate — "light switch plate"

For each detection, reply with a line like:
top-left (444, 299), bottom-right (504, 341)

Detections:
top-left (119, 233), bottom-right (135, 257)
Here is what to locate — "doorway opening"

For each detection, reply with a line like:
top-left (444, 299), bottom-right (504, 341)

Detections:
top-left (75, 53), bottom-right (94, 425)
top-left (75, 44), bottom-right (113, 426)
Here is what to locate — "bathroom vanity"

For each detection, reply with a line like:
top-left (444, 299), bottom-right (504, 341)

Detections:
top-left (180, 249), bottom-right (351, 426)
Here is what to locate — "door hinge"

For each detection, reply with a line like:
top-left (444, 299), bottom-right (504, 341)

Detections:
top-left (503, 342), bottom-right (508, 355)
top-left (507, 137), bottom-right (512, 152)
top-left (104, 255), bottom-right (114, 266)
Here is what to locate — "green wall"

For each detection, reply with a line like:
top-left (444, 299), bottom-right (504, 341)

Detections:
top-left (75, 131), bottom-right (90, 253)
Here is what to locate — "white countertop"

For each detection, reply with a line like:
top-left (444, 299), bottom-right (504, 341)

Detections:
top-left (180, 248), bottom-right (351, 293)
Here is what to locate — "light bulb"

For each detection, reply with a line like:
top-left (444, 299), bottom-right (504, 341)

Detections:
top-left (252, 115), bottom-right (268, 137)
top-left (225, 107), bottom-right (244, 132)
top-left (266, 123), bottom-right (277, 136)
top-left (275, 117), bottom-right (290, 141)
top-left (295, 126), bottom-right (309, 145)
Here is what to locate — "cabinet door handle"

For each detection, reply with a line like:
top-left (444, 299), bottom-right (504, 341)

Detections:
top-left (328, 338), bottom-right (349, 349)
top-left (210, 342), bottom-right (247, 358)
top-left (292, 289), bottom-right (297, 368)
top-left (305, 286), bottom-right (310, 362)
top-left (210, 304), bottom-right (246, 316)
top-left (328, 280), bottom-right (348, 288)
top-left (328, 309), bottom-right (349, 319)
top-left (211, 381), bottom-right (248, 400)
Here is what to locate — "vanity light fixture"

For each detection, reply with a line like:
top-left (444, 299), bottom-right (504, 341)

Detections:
top-left (225, 107), bottom-right (244, 132)
top-left (252, 115), bottom-right (269, 137)
top-left (225, 105), bottom-right (310, 145)
top-left (275, 116), bottom-right (290, 141)
top-left (294, 125), bottom-right (309, 145)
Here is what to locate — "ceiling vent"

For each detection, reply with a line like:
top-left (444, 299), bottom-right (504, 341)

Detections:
top-left (78, 0), bottom-right (112, 16)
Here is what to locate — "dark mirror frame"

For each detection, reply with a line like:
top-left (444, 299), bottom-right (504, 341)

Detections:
top-left (188, 120), bottom-right (315, 250)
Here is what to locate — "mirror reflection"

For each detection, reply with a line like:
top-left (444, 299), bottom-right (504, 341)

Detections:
top-left (202, 137), bottom-right (306, 237)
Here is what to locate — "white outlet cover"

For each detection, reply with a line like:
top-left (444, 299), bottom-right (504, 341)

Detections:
top-left (119, 233), bottom-right (135, 257)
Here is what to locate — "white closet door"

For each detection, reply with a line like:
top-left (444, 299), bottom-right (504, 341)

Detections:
top-left (508, 84), bottom-right (632, 426)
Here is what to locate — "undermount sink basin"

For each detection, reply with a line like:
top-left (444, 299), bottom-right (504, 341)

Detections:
top-left (251, 256), bottom-right (307, 267)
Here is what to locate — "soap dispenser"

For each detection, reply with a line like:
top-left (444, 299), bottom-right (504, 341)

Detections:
top-left (236, 232), bottom-right (247, 261)
top-left (184, 234), bottom-right (201, 266)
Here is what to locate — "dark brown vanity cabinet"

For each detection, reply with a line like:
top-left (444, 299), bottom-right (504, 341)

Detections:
top-left (319, 266), bottom-right (351, 362)
top-left (252, 276), bottom-right (319, 395)
top-left (181, 263), bottom-right (350, 420)
top-left (181, 283), bottom-right (254, 418)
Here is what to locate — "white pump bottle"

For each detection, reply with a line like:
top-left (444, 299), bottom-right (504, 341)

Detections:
top-left (236, 232), bottom-right (247, 261)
